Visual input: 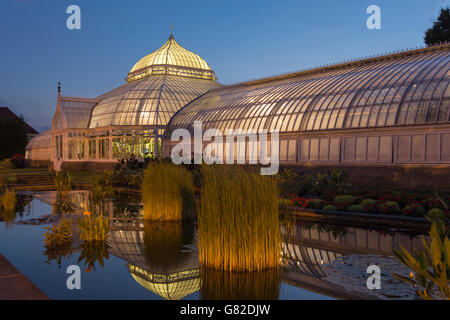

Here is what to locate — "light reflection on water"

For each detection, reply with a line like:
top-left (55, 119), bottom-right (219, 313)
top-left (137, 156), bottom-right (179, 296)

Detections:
top-left (0, 191), bottom-right (426, 300)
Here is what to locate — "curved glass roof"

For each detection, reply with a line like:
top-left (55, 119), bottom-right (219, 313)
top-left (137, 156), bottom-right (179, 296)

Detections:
top-left (60, 97), bottom-right (98, 129)
top-left (166, 47), bottom-right (450, 136)
top-left (127, 34), bottom-right (216, 82)
top-left (26, 129), bottom-right (51, 150)
top-left (89, 75), bottom-right (222, 129)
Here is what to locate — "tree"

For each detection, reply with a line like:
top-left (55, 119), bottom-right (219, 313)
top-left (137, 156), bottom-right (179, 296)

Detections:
top-left (424, 8), bottom-right (450, 46)
top-left (0, 117), bottom-right (28, 160)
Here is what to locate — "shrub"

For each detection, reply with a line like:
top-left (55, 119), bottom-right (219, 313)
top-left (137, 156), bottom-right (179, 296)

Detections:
top-left (78, 213), bottom-right (110, 241)
top-left (0, 159), bottom-right (13, 170)
top-left (199, 165), bottom-right (280, 271)
top-left (361, 198), bottom-right (378, 213)
top-left (422, 195), bottom-right (445, 210)
top-left (378, 201), bottom-right (401, 215)
top-left (141, 162), bottom-right (194, 221)
top-left (349, 204), bottom-right (365, 213)
top-left (402, 203), bottom-right (426, 217)
top-left (11, 154), bottom-right (25, 168)
top-left (291, 196), bottom-right (308, 208)
top-left (333, 195), bottom-right (355, 208)
top-left (323, 205), bottom-right (337, 211)
top-left (306, 198), bottom-right (326, 209)
top-left (0, 188), bottom-right (16, 210)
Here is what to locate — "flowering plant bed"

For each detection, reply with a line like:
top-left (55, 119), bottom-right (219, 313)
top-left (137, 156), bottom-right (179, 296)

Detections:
top-left (277, 168), bottom-right (450, 223)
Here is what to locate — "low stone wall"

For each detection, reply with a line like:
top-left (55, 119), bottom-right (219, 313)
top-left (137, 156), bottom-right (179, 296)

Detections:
top-left (280, 164), bottom-right (450, 191)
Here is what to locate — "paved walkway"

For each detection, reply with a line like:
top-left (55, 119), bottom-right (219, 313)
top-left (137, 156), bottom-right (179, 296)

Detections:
top-left (0, 254), bottom-right (48, 300)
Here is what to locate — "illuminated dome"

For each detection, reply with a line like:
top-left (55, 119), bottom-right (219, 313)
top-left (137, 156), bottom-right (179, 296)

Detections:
top-left (89, 35), bottom-right (222, 129)
top-left (126, 34), bottom-right (216, 82)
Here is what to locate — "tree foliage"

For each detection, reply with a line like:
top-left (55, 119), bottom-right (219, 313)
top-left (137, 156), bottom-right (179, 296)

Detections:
top-left (0, 117), bottom-right (28, 160)
top-left (425, 8), bottom-right (450, 46)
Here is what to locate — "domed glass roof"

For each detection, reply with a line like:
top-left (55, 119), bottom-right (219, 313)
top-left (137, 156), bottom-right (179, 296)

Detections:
top-left (127, 34), bottom-right (216, 82)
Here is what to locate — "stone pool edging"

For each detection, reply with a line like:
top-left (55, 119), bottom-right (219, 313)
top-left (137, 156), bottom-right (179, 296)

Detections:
top-left (280, 205), bottom-right (434, 229)
top-left (0, 254), bottom-right (48, 300)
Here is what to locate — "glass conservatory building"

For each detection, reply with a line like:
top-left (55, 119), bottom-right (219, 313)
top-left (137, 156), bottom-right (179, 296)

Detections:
top-left (26, 34), bottom-right (222, 170)
top-left (26, 37), bottom-right (450, 176)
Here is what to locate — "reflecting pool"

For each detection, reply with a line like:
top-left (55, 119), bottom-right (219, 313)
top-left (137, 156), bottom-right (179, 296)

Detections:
top-left (0, 191), bottom-right (426, 300)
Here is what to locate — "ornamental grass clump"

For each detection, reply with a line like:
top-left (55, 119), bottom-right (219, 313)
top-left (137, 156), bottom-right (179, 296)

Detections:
top-left (78, 212), bottom-right (110, 241)
top-left (44, 218), bottom-right (73, 252)
top-left (198, 165), bottom-right (280, 272)
top-left (141, 162), bottom-right (194, 221)
top-left (0, 188), bottom-right (16, 210)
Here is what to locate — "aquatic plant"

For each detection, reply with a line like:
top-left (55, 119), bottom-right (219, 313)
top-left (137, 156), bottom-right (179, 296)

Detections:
top-left (54, 196), bottom-right (75, 214)
top-left (44, 218), bottom-right (73, 266)
top-left (198, 165), bottom-right (280, 271)
top-left (141, 162), bottom-right (194, 221)
top-left (78, 241), bottom-right (110, 272)
top-left (200, 268), bottom-right (280, 300)
top-left (0, 188), bottom-right (16, 210)
top-left (91, 171), bottom-right (115, 203)
top-left (78, 213), bottom-right (110, 241)
top-left (54, 172), bottom-right (72, 194)
top-left (392, 218), bottom-right (450, 300)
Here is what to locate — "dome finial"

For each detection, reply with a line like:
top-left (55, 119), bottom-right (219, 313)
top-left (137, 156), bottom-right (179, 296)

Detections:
top-left (169, 25), bottom-right (174, 39)
top-left (58, 82), bottom-right (61, 94)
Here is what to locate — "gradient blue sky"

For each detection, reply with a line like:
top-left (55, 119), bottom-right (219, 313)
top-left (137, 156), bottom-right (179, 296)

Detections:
top-left (0, 0), bottom-right (449, 131)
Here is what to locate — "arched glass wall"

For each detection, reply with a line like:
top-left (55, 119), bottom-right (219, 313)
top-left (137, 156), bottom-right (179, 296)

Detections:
top-left (167, 49), bottom-right (450, 136)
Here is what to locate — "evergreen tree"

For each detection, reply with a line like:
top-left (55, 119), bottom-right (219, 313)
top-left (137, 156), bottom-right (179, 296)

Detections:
top-left (425, 8), bottom-right (450, 46)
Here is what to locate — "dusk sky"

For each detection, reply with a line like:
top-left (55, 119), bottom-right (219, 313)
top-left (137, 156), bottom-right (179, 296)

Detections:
top-left (1, 0), bottom-right (449, 131)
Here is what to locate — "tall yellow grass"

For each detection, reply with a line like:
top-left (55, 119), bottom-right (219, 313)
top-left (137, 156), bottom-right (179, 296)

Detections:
top-left (0, 188), bottom-right (16, 210)
top-left (141, 162), bottom-right (194, 221)
top-left (198, 165), bottom-right (280, 271)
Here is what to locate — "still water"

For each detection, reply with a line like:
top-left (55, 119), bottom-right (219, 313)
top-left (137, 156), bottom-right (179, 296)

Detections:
top-left (0, 191), bottom-right (426, 300)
